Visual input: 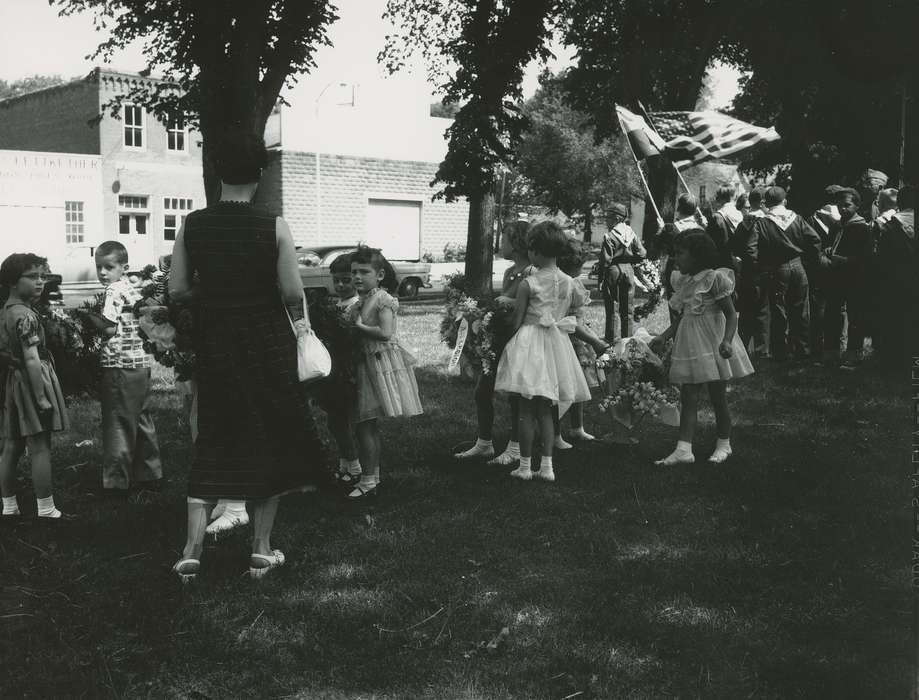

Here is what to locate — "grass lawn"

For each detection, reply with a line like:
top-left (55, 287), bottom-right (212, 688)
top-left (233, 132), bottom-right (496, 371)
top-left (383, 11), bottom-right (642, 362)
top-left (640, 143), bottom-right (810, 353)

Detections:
top-left (0, 300), bottom-right (911, 699)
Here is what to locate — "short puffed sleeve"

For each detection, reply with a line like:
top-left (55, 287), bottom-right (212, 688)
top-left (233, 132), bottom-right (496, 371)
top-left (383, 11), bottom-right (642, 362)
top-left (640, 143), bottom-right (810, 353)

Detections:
top-left (16, 310), bottom-right (42, 348)
top-left (375, 290), bottom-right (400, 316)
top-left (709, 268), bottom-right (736, 300)
top-left (668, 271), bottom-right (686, 313)
top-left (569, 277), bottom-right (590, 318)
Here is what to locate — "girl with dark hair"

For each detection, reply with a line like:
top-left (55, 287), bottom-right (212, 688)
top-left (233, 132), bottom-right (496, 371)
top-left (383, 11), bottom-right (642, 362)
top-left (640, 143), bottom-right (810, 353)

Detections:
top-left (650, 231), bottom-right (753, 466)
top-left (0, 253), bottom-right (70, 520)
top-left (345, 246), bottom-right (423, 500)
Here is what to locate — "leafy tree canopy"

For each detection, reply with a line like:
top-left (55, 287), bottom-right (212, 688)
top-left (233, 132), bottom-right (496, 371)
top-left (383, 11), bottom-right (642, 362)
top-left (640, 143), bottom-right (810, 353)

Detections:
top-left (0, 74), bottom-right (74, 101)
top-left (53, 0), bottom-right (339, 200)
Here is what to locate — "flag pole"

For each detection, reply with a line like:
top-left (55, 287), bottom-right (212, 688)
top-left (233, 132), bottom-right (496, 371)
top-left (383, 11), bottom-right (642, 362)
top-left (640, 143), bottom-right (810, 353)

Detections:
top-left (617, 111), bottom-right (664, 228)
top-left (638, 101), bottom-right (694, 196)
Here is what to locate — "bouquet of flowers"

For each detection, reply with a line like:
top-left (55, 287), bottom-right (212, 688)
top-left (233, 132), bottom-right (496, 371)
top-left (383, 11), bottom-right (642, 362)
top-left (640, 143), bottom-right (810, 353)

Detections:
top-left (37, 292), bottom-right (107, 396)
top-left (633, 258), bottom-right (664, 322)
top-left (596, 328), bottom-right (679, 433)
top-left (440, 274), bottom-right (514, 377)
top-left (132, 257), bottom-right (196, 381)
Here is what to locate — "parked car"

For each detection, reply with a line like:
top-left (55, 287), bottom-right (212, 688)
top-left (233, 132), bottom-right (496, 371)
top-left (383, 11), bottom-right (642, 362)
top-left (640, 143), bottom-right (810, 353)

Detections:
top-left (297, 246), bottom-right (432, 299)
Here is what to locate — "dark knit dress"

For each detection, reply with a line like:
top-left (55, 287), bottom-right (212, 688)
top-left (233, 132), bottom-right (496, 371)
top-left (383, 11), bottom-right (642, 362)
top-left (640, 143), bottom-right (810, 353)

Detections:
top-left (183, 202), bottom-right (328, 500)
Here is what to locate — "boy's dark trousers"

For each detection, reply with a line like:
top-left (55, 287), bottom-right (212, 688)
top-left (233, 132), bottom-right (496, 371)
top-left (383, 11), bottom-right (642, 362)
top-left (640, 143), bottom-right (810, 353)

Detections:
top-left (823, 280), bottom-right (867, 361)
top-left (101, 367), bottom-right (162, 490)
top-left (737, 267), bottom-right (771, 358)
top-left (764, 257), bottom-right (810, 360)
top-left (602, 262), bottom-right (635, 342)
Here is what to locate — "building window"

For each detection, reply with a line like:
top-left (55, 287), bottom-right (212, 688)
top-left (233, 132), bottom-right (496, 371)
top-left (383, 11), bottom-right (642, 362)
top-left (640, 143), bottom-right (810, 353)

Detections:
top-left (118, 195), bottom-right (149, 235)
top-left (123, 105), bottom-right (144, 148)
top-left (65, 201), bottom-right (84, 244)
top-left (163, 197), bottom-right (193, 241)
top-left (167, 113), bottom-right (186, 151)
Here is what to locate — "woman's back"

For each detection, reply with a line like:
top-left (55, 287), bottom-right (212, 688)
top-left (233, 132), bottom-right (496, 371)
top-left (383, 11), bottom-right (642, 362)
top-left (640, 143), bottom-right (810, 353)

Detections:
top-left (183, 202), bottom-right (279, 304)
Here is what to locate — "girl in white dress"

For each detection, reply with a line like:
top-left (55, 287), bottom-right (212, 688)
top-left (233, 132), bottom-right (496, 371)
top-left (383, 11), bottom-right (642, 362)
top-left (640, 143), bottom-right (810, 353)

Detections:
top-left (494, 222), bottom-right (591, 482)
top-left (650, 231), bottom-right (754, 465)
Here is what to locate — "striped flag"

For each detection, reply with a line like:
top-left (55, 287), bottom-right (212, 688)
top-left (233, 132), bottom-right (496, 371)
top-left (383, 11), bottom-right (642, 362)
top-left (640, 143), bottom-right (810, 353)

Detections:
top-left (648, 110), bottom-right (780, 170)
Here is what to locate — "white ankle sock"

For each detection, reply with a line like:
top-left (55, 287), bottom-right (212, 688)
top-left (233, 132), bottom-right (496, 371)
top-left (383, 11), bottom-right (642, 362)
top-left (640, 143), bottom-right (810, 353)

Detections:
top-left (518, 456), bottom-right (531, 470)
top-left (360, 474), bottom-right (379, 488)
top-left (715, 438), bottom-right (731, 451)
top-left (347, 459), bottom-right (362, 476)
top-left (675, 440), bottom-right (693, 455)
top-left (506, 441), bottom-right (520, 456)
top-left (223, 500), bottom-right (247, 516)
top-left (476, 438), bottom-right (493, 448)
top-left (540, 456), bottom-right (553, 469)
top-left (36, 496), bottom-right (61, 518)
top-left (2, 495), bottom-right (19, 515)
top-left (554, 435), bottom-right (573, 450)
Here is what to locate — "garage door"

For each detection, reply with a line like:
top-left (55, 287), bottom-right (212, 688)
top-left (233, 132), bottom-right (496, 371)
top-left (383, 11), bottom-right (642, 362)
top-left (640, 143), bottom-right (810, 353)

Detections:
top-left (366, 198), bottom-right (422, 261)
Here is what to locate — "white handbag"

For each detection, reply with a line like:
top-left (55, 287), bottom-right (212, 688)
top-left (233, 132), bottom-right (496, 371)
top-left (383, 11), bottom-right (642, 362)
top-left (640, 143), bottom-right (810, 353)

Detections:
top-left (288, 297), bottom-right (331, 383)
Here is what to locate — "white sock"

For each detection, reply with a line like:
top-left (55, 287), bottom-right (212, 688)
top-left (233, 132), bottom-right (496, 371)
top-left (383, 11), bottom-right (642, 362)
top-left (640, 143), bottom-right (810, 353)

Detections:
top-left (477, 438), bottom-right (493, 448)
top-left (540, 456), bottom-right (553, 469)
top-left (506, 441), bottom-right (520, 456)
top-left (2, 495), bottom-right (19, 515)
top-left (360, 474), bottom-right (379, 488)
top-left (338, 458), bottom-right (349, 472)
top-left (517, 456), bottom-right (531, 470)
top-left (555, 435), bottom-right (573, 449)
top-left (347, 459), bottom-right (362, 475)
top-left (675, 440), bottom-right (693, 455)
top-left (36, 496), bottom-right (61, 519)
top-left (223, 500), bottom-right (247, 516)
top-left (715, 438), bottom-right (731, 451)
top-left (455, 437), bottom-right (494, 458)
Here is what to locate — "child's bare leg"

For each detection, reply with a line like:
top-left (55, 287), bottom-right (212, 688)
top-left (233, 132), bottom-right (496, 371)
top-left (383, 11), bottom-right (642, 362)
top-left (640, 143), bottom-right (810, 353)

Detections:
top-left (329, 411), bottom-right (358, 461)
top-left (510, 398), bottom-right (535, 480)
top-left (569, 403), bottom-right (595, 441)
top-left (251, 496), bottom-right (280, 556)
top-left (177, 499), bottom-right (214, 573)
top-left (28, 433), bottom-right (62, 518)
top-left (707, 381), bottom-right (733, 463)
top-left (553, 404), bottom-right (572, 450)
top-left (655, 384), bottom-right (699, 465)
top-left (456, 374), bottom-right (496, 459)
top-left (0, 437), bottom-right (25, 514)
top-left (350, 419), bottom-right (380, 496)
top-left (488, 393), bottom-right (521, 465)
top-left (535, 399), bottom-right (557, 481)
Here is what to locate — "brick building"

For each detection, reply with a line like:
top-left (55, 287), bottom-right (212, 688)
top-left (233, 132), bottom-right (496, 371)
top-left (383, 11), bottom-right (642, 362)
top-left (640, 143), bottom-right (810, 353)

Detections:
top-left (0, 68), bottom-right (205, 284)
top-left (0, 69), bottom-right (470, 282)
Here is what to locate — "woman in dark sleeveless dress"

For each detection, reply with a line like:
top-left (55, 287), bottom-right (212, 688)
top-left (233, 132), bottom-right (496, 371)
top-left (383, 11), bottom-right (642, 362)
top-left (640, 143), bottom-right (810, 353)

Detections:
top-left (169, 130), bottom-right (327, 582)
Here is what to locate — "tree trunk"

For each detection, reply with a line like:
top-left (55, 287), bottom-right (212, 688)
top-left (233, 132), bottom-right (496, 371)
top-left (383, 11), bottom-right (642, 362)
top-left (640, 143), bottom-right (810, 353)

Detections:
top-left (464, 189), bottom-right (496, 297)
top-left (641, 154), bottom-right (677, 249)
top-left (583, 208), bottom-right (593, 243)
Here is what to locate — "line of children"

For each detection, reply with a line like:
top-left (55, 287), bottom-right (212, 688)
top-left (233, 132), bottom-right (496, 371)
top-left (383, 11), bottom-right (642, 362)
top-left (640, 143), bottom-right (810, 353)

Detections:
top-left (0, 254), bottom-right (70, 519)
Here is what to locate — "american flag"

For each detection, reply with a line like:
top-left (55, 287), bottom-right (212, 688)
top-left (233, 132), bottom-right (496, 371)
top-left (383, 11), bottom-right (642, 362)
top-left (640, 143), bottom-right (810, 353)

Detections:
top-left (647, 110), bottom-right (780, 170)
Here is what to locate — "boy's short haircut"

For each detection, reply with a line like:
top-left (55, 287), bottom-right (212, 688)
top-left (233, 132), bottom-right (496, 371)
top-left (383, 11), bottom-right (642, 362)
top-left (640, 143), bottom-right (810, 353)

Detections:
top-left (836, 187), bottom-right (861, 206)
top-left (330, 252), bottom-right (353, 274)
top-left (95, 240), bottom-right (129, 264)
top-left (715, 185), bottom-right (735, 204)
top-left (748, 187), bottom-right (766, 208)
top-left (676, 193), bottom-right (698, 216)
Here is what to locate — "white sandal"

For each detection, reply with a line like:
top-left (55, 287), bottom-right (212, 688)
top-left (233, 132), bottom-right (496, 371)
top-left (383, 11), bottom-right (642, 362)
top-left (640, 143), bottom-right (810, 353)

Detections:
top-left (173, 558), bottom-right (200, 584)
top-left (249, 550), bottom-right (285, 579)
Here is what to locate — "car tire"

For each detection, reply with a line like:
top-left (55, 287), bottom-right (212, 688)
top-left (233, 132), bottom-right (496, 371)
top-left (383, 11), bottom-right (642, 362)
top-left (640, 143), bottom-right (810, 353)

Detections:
top-left (399, 278), bottom-right (420, 299)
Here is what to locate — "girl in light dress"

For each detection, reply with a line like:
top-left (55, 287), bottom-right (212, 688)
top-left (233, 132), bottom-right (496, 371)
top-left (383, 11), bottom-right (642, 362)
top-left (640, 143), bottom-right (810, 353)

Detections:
top-left (346, 246), bottom-right (423, 500)
top-left (494, 222), bottom-right (591, 482)
top-left (649, 231), bottom-right (754, 466)
top-left (0, 254), bottom-right (70, 520)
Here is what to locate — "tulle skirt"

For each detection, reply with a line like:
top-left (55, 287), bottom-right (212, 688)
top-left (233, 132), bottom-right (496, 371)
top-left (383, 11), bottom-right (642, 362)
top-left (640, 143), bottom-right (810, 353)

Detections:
top-left (356, 340), bottom-right (423, 422)
top-left (495, 325), bottom-right (591, 417)
top-left (670, 311), bottom-right (754, 384)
